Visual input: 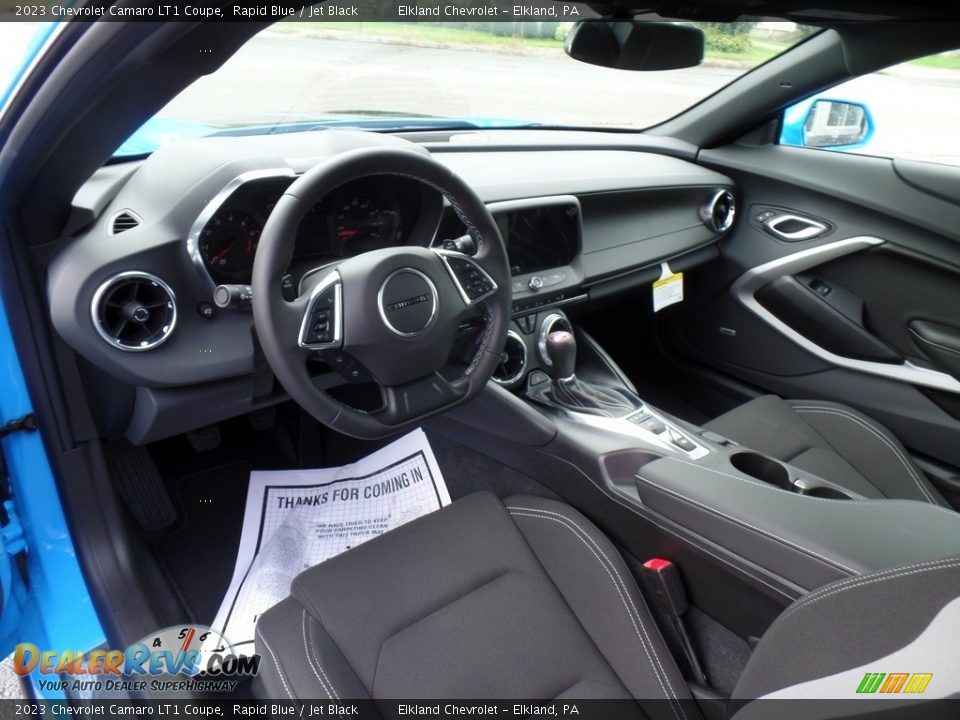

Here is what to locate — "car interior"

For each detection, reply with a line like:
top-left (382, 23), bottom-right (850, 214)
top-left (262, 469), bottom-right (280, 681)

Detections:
top-left (2, 1), bottom-right (960, 715)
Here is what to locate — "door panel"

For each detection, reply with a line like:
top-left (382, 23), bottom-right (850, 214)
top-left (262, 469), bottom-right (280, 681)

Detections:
top-left (672, 144), bottom-right (960, 477)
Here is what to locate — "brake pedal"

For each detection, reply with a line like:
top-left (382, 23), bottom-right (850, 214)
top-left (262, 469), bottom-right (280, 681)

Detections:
top-left (248, 407), bottom-right (277, 432)
top-left (186, 424), bottom-right (221, 452)
top-left (104, 439), bottom-right (176, 532)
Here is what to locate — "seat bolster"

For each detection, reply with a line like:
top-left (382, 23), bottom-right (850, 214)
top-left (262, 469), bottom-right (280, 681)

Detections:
top-left (253, 596), bottom-right (369, 702)
top-left (787, 400), bottom-right (948, 506)
top-left (732, 556), bottom-right (960, 702)
top-left (704, 395), bottom-right (826, 461)
top-left (504, 495), bottom-right (693, 714)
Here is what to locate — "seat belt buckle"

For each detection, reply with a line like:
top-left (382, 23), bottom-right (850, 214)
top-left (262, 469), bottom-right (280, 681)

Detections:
top-left (640, 558), bottom-right (708, 687)
top-left (640, 558), bottom-right (689, 617)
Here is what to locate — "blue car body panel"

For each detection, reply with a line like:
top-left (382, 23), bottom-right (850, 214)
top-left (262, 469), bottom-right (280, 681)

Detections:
top-left (113, 114), bottom-right (534, 157)
top-left (0, 20), bottom-right (106, 699)
top-left (0, 291), bottom-right (106, 698)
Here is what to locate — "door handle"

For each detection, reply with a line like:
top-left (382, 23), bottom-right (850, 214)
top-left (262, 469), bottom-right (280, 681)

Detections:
top-left (764, 214), bottom-right (829, 242)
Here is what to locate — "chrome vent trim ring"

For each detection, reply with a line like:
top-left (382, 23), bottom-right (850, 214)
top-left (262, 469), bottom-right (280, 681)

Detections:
top-left (700, 190), bottom-right (736, 233)
top-left (493, 330), bottom-right (528, 385)
top-left (91, 271), bottom-right (177, 352)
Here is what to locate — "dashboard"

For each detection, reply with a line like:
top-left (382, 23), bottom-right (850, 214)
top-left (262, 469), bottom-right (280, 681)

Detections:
top-left (45, 129), bottom-right (735, 443)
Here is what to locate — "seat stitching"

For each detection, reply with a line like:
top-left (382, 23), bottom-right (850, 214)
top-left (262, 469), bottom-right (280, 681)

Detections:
top-left (507, 507), bottom-right (685, 720)
top-left (256, 626), bottom-right (295, 700)
top-left (307, 615), bottom-right (342, 701)
top-left (508, 509), bottom-right (682, 720)
top-left (789, 556), bottom-right (960, 605)
top-left (634, 473), bottom-right (857, 574)
top-left (792, 405), bottom-right (936, 503)
top-left (791, 405), bottom-right (938, 505)
top-left (783, 557), bottom-right (960, 614)
top-left (301, 610), bottom-right (335, 700)
top-left (779, 560), bottom-right (960, 623)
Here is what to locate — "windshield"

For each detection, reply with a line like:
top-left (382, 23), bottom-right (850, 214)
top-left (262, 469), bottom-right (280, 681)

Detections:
top-left (117, 20), bottom-right (815, 157)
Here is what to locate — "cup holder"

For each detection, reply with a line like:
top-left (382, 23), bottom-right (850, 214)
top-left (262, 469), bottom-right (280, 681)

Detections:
top-left (802, 485), bottom-right (854, 500)
top-left (729, 452), bottom-right (792, 490)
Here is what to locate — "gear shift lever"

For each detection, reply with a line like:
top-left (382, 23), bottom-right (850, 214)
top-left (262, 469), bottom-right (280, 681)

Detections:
top-left (546, 330), bottom-right (577, 381)
top-left (543, 329), bottom-right (635, 417)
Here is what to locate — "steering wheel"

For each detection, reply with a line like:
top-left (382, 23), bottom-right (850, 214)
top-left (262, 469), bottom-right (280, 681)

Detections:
top-left (252, 147), bottom-right (511, 439)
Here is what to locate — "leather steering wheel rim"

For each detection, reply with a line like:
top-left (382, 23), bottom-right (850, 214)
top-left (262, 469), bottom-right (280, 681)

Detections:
top-left (252, 146), bottom-right (511, 439)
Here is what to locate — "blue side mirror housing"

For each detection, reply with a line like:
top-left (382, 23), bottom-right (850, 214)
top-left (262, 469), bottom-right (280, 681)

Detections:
top-left (781, 97), bottom-right (875, 151)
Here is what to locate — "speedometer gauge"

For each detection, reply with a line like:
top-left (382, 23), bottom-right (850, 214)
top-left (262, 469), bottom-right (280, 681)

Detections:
top-left (199, 211), bottom-right (262, 284)
top-left (334, 194), bottom-right (400, 256)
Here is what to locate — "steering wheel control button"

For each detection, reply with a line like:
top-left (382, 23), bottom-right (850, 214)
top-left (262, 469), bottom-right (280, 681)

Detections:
top-left (378, 268), bottom-right (438, 337)
top-left (436, 251), bottom-right (498, 305)
top-left (299, 272), bottom-right (342, 350)
top-left (342, 363), bottom-right (372, 383)
top-left (321, 349), bottom-right (353, 371)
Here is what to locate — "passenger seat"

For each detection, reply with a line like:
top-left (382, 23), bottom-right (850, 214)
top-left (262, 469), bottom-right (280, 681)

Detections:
top-left (704, 395), bottom-right (948, 506)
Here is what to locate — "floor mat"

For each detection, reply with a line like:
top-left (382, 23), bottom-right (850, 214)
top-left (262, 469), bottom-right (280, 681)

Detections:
top-left (150, 406), bottom-right (557, 627)
top-left (153, 461), bottom-right (251, 625)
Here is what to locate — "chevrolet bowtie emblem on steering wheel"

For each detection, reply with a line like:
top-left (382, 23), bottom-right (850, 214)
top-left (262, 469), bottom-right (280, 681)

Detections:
top-left (377, 268), bottom-right (439, 337)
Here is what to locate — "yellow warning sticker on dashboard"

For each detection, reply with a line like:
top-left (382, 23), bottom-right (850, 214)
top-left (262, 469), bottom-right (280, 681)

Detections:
top-left (653, 262), bottom-right (684, 312)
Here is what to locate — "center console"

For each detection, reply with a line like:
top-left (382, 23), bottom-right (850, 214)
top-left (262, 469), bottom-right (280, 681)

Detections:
top-left (436, 193), bottom-right (960, 605)
top-left (512, 317), bottom-right (960, 594)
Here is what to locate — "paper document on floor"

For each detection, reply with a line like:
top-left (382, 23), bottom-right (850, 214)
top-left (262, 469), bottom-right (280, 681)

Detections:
top-left (210, 428), bottom-right (450, 655)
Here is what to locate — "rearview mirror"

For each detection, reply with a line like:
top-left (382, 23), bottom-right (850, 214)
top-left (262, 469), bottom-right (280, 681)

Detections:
top-left (564, 21), bottom-right (705, 71)
top-left (781, 98), bottom-right (875, 150)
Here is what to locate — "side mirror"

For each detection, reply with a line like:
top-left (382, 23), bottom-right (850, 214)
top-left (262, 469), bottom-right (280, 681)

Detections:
top-left (781, 98), bottom-right (875, 150)
top-left (564, 21), bottom-right (704, 71)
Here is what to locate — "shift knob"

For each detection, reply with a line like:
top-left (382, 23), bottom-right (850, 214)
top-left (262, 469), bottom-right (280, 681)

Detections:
top-left (546, 330), bottom-right (577, 381)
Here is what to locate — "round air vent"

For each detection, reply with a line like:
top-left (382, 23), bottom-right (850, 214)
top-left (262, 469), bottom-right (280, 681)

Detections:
top-left (700, 190), bottom-right (737, 233)
top-left (493, 331), bottom-right (527, 385)
top-left (91, 272), bottom-right (177, 352)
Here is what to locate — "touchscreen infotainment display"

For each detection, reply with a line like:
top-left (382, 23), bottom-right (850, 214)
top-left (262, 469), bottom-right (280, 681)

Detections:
top-left (494, 202), bottom-right (580, 276)
top-left (436, 200), bottom-right (581, 277)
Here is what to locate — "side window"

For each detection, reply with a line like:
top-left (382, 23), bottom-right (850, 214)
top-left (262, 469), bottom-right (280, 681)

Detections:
top-left (779, 50), bottom-right (960, 167)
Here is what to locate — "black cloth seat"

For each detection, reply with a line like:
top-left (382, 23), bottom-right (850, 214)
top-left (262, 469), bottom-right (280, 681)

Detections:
top-left (254, 492), bottom-right (960, 713)
top-left (705, 396), bottom-right (949, 506)
top-left (254, 493), bottom-right (690, 716)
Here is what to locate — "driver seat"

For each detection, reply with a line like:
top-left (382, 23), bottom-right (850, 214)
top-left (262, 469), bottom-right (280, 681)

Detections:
top-left (253, 492), bottom-right (960, 712)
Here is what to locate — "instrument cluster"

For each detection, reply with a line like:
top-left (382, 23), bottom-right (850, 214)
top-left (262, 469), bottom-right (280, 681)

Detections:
top-left (197, 175), bottom-right (424, 285)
